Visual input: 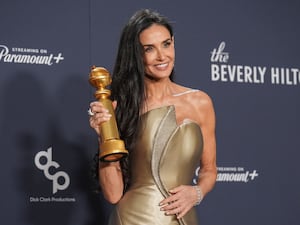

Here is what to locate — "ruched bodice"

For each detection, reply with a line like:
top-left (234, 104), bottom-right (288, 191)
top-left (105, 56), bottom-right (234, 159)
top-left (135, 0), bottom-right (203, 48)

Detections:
top-left (108, 105), bottom-right (203, 225)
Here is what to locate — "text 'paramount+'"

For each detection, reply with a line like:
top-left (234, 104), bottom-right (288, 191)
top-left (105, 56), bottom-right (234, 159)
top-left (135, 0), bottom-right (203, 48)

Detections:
top-left (0, 44), bottom-right (64, 66)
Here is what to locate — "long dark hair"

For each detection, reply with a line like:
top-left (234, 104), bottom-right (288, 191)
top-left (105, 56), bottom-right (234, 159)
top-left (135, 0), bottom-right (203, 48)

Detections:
top-left (93, 9), bottom-right (172, 191)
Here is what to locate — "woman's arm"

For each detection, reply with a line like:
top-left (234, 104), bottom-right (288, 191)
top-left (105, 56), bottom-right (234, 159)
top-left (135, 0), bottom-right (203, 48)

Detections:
top-left (196, 92), bottom-right (217, 197)
top-left (89, 101), bottom-right (124, 204)
top-left (98, 161), bottom-right (124, 204)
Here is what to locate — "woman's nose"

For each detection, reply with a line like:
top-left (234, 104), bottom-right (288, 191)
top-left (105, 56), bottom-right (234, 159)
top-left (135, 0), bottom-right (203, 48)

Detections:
top-left (156, 49), bottom-right (165, 60)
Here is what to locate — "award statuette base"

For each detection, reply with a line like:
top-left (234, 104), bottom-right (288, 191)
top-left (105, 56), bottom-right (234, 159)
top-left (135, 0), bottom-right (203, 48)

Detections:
top-left (99, 139), bottom-right (128, 162)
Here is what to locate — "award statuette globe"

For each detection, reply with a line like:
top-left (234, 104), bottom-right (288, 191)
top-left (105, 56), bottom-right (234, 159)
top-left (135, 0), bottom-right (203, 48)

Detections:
top-left (89, 66), bottom-right (128, 162)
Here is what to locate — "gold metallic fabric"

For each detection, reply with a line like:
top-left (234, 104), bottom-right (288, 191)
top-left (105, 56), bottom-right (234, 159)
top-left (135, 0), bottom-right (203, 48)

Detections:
top-left (108, 105), bottom-right (203, 225)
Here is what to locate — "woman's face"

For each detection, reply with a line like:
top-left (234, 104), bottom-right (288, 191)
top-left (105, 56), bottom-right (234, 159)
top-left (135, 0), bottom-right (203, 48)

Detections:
top-left (139, 24), bottom-right (175, 80)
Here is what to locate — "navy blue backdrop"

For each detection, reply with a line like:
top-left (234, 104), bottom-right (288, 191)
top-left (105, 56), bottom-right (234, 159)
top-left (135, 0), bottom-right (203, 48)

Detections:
top-left (1, 1), bottom-right (299, 225)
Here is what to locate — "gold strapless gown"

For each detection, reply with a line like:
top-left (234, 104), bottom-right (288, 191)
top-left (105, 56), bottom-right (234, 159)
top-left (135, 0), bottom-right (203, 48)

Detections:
top-left (108, 105), bottom-right (203, 225)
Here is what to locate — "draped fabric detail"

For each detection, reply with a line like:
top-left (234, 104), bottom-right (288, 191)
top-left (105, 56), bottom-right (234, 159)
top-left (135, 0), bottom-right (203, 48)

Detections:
top-left (150, 106), bottom-right (187, 225)
top-left (150, 105), bottom-right (177, 198)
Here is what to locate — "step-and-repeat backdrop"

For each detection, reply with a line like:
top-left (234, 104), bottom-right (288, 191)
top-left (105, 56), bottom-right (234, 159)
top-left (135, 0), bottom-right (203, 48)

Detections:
top-left (1, 1), bottom-right (299, 225)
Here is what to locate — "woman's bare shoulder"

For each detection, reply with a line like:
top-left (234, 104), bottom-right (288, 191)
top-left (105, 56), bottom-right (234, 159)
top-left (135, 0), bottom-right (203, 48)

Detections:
top-left (177, 87), bottom-right (213, 106)
top-left (171, 83), bottom-right (215, 115)
top-left (183, 89), bottom-right (215, 123)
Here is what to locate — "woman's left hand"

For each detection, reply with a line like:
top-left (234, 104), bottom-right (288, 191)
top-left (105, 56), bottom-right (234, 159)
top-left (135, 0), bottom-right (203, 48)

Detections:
top-left (159, 185), bottom-right (199, 219)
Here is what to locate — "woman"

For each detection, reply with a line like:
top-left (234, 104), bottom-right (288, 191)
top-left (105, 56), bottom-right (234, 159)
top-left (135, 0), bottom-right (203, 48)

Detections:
top-left (89, 9), bottom-right (217, 225)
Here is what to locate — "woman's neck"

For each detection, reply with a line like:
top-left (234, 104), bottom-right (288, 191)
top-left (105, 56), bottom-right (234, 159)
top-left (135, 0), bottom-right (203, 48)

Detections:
top-left (144, 77), bottom-right (175, 100)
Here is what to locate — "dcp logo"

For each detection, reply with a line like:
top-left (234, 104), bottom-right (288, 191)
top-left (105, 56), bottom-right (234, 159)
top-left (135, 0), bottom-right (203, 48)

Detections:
top-left (34, 147), bottom-right (70, 194)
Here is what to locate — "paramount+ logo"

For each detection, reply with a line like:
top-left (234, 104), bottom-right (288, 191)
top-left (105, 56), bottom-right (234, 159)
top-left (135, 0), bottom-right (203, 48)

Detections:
top-left (34, 147), bottom-right (70, 194)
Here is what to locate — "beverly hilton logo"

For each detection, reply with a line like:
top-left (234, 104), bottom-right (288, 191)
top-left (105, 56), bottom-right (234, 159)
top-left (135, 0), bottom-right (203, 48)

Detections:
top-left (210, 41), bottom-right (300, 86)
top-left (0, 44), bottom-right (64, 66)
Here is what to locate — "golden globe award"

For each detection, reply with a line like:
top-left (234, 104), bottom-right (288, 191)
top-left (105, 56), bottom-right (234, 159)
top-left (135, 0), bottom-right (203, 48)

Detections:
top-left (89, 66), bottom-right (128, 162)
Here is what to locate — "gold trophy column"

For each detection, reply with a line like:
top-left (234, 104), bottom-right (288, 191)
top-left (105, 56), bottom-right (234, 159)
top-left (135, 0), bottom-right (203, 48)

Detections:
top-left (89, 66), bottom-right (128, 162)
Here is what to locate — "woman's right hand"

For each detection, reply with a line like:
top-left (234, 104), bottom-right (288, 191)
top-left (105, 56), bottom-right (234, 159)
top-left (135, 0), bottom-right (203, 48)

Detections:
top-left (89, 101), bottom-right (114, 136)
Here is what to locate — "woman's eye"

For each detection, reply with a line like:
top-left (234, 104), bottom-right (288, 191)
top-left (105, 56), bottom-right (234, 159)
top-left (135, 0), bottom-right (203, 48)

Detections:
top-left (163, 41), bottom-right (171, 48)
top-left (144, 46), bottom-right (153, 53)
